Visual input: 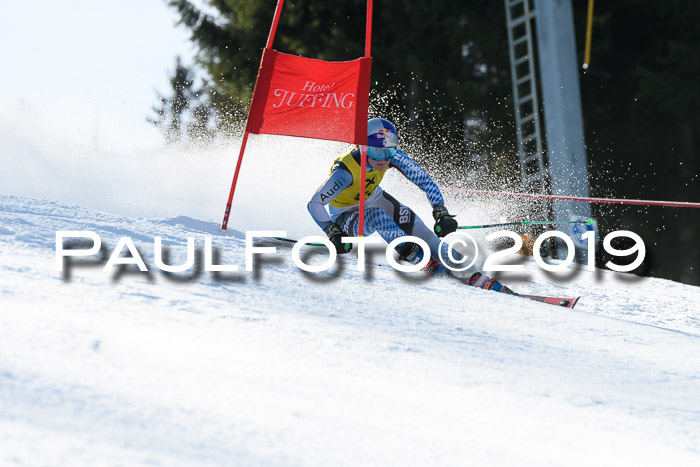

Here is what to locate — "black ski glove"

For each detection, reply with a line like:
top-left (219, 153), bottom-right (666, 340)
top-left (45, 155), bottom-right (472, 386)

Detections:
top-left (432, 206), bottom-right (458, 237)
top-left (395, 241), bottom-right (424, 264)
top-left (323, 223), bottom-right (352, 254)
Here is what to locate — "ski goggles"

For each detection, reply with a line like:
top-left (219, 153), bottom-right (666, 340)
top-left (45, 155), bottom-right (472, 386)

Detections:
top-left (367, 146), bottom-right (397, 161)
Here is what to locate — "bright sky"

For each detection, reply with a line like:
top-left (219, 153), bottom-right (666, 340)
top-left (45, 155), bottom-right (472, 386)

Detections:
top-left (0, 0), bottom-right (198, 153)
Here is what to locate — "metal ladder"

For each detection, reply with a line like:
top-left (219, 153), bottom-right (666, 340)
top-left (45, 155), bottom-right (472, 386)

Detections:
top-left (504, 0), bottom-right (547, 200)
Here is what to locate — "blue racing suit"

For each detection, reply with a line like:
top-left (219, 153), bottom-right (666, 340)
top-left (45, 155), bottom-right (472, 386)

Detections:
top-left (307, 147), bottom-right (449, 261)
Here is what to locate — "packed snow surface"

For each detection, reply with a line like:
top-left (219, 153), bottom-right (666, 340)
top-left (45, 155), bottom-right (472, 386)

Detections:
top-left (1, 127), bottom-right (699, 465)
top-left (1, 193), bottom-right (699, 466)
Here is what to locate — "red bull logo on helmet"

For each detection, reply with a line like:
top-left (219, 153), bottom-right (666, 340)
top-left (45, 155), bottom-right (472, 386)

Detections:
top-left (375, 127), bottom-right (398, 147)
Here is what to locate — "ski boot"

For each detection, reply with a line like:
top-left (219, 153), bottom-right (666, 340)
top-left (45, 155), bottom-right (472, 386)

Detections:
top-left (397, 244), bottom-right (451, 277)
top-left (467, 272), bottom-right (516, 295)
top-left (423, 258), bottom-right (449, 277)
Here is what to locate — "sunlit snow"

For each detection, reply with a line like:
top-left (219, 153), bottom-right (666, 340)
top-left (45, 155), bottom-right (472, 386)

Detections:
top-left (1, 107), bottom-right (699, 465)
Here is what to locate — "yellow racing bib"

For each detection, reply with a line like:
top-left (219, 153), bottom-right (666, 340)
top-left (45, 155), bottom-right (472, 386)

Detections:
top-left (328, 150), bottom-right (388, 208)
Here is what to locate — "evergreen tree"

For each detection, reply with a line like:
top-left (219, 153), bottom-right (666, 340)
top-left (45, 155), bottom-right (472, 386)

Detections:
top-left (165, 0), bottom-right (515, 173)
top-left (149, 56), bottom-right (221, 143)
top-left (573, 0), bottom-right (700, 284)
top-left (162, 0), bottom-right (699, 284)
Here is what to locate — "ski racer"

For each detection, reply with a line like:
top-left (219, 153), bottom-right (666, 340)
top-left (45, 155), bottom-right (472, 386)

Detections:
top-left (307, 117), bottom-right (513, 293)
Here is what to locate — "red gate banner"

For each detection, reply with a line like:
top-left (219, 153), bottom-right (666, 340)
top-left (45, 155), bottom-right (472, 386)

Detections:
top-left (221, 0), bottom-right (374, 232)
top-left (246, 49), bottom-right (372, 145)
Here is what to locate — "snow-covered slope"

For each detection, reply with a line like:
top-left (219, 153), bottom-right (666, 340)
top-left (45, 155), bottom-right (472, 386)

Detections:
top-left (1, 193), bottom-right (699, 466)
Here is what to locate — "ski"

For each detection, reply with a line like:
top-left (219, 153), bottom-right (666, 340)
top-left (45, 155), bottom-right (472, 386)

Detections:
top-left (255, 236), bottom-right (325, 247)
top-left (518, 294), bottom-right (580, 309)
top-left (260, 237), bottom-right (582, 309)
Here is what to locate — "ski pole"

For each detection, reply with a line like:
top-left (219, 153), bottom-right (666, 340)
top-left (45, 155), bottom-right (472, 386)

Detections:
top-left (272, 236), bottom-right (325, 247)
top-left (458, 219), bottom-right (596, 230)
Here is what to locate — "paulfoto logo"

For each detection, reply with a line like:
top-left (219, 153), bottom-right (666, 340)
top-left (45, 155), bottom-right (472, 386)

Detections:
top-left (55, 229), bottom-right (646, 279)
top-left (440, 229), bottom-right (646, 273)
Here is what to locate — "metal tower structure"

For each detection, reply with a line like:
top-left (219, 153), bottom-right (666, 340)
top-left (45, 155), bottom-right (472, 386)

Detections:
top-left (505, 0), bottom-right (593, 258)
top-left (504, 0), bottom-right (547, 201)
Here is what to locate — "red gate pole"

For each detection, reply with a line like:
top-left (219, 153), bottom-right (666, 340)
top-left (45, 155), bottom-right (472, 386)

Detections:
top-left (221, 131), bottom-right (250, 230)
top-left (357, 0), bottom-right (373, 237)
top-left (365, 0), bottom-right (373, 58)
top-left (265, 0), bottom-right (285, 49)
top-left (358, 158), bottom-right (368, 238)
top-left (221, 0), bottom-right (286, 230)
